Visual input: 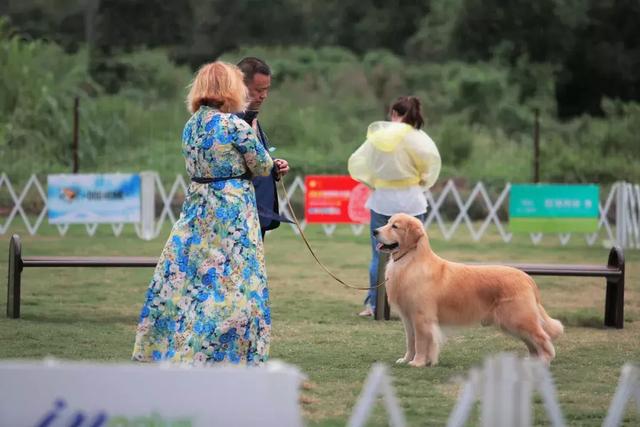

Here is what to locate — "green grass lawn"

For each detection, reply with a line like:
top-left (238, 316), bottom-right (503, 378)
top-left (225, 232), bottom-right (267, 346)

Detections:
top-left (1, 222), bottom-right (639, 426)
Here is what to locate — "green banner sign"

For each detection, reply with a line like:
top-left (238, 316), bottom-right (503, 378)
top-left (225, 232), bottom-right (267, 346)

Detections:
top-left (509, 184), bottom-right (599, 233)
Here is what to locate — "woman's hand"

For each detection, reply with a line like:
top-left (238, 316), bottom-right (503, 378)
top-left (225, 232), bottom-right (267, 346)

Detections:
top-left (274, 158), bottom-right (290, 178)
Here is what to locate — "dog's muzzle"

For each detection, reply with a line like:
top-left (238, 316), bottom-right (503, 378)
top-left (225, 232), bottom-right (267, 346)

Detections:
top-left (375, 240), bottom-right (399, 253)
top-left (373, 228), bottom-right (399, 252)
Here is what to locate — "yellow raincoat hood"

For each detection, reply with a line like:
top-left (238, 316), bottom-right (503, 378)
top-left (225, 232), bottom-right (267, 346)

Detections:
top-left (366, 121), bottom-right (413, 152)
top-left (348, 121), bottom-right (441, 190)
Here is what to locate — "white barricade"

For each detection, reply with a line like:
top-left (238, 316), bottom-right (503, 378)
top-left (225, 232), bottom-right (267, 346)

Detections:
top-left (603, 363), bottom-right (640, 427)
top-left (0, 354), bottom-right (637, 426)
top-left (347, 363), bottom-right (406, 427)
top-left (0, 359), bottom-right (305, 427)
top-left (5, 172), bottom-right (640, 248)
top-left (447, 353), bottom-right (565, 427)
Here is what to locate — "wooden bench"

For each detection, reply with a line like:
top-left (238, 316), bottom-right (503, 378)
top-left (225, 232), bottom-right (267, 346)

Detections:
top-left (374, 246), bottom-right (626, 329)
top-left (6, 234), bottom-right (626, 328)
top-left (6, 234), bottom-right (157, 319)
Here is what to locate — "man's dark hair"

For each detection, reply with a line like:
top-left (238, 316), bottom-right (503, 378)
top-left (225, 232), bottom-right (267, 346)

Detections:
top-left (237, 57), bottom-right (271, 84)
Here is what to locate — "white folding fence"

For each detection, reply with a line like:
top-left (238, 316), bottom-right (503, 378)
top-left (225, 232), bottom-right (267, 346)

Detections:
top-left (1, 172), bottom-right (639, 248)
top-left (349, 353), bottom-right (638, 427)
top-left (603, 363), bottom-right (640, 427)
top-left (447, 353), bottom-right (565, 427)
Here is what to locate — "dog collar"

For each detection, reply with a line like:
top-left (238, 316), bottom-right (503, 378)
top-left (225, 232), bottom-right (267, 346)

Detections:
top-left (392, 246), bottom-right (416, 262)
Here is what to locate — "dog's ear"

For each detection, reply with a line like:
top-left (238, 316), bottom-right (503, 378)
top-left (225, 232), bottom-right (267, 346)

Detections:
top-left (405, 218), bottom-right (425, 245)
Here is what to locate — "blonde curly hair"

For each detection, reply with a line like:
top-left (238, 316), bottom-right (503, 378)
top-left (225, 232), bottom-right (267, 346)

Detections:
top-left (186, 61), bottom-right (248, 114)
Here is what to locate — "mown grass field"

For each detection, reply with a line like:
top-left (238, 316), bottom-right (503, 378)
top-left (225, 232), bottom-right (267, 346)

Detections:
top-left (0, 222), bottom-right (638, 426)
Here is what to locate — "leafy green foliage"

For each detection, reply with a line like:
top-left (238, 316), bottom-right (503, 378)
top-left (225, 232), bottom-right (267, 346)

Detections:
top-left (0, 20), bottom-right (190, 180)
top-left (4, 0), bottom-right (640, 117)
top-left (1, 18), bottom-right (639, 184)
top-left (404, 0), bottom-right (463, 61)
top-left (0, 17), bottom-right (93, 176)
top-left (555, 0), bottom-right (640, 117)
top-left (543, 100), bottom-right (640, 182)
top-left (451, 0), bottom-right (582, 63)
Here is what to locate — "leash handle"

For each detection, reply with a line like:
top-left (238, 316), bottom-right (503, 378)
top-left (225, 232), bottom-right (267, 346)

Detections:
top-left (277, 180), bottom-right (386, 291)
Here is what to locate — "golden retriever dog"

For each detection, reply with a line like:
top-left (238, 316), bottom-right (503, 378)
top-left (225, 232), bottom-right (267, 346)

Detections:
top-left (374, 213), bottom-right (564, 367)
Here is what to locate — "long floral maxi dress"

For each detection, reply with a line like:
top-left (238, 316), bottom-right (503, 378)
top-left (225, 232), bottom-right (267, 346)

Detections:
top-left (132, 106), bottom-right (274, 366)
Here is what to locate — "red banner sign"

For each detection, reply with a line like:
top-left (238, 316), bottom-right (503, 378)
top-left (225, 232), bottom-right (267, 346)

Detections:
top-left (305, 175), bottom-right (371, 224)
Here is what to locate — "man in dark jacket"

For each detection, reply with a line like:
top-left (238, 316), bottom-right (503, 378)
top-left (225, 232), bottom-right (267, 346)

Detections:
top-left (237, 57), bottom-right (290, 239)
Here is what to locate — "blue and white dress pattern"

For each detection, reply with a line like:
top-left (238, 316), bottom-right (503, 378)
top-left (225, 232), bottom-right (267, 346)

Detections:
top-left (132, 106), bottom-right (274, 366)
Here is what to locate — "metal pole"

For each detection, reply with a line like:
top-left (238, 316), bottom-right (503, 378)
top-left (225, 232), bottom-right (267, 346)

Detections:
top-left (72, 96), bottom-right (79, 173)
top-left (375, 252), bottom-right (390, 321)
top-left (7, 234), bottom-right (23, 319)
top-left (604, 246), bottom-right (625, 329)
top-left (533, 108), bottom-right (540, 183)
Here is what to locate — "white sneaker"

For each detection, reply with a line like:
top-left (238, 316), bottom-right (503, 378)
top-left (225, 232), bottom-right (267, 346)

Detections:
top-left (358, 308), bottom-right (374, 317)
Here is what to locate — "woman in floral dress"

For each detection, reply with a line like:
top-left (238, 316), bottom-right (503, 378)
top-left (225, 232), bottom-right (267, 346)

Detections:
top-left (132, 62), bottom-right (274, 366)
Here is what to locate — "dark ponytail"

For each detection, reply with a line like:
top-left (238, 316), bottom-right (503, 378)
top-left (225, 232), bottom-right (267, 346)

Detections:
top-left (390, 96), bottom-right (424, 129)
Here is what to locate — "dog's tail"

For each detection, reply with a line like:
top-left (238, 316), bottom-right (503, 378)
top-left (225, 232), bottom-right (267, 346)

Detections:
top-left (538, 303), bottom-right (564, 340)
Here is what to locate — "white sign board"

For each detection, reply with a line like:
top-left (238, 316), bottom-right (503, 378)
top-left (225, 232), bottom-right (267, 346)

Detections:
top-left (47, 174), bottom-right (141, 224)
top-left (0, 360), bottom-right (304, 427)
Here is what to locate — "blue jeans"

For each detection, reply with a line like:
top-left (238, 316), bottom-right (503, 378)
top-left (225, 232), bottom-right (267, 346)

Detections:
top-left (365, 210), bottom-right (427, 311)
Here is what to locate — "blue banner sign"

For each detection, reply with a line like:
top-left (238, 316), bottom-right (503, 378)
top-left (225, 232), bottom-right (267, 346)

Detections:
top-left (47, 174), bottom-right (141, 224)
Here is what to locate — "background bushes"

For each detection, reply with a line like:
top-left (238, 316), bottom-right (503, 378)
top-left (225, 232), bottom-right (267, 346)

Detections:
top-left (1, 8), bottom-right (639, 187)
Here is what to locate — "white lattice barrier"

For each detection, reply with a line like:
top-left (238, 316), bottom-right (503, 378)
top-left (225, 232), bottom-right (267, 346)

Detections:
top-left (1, 172), bottom-right (638, 248)
top-left (346, 355), bottom-right (639, 427)
top-left (424, 180), bottom-right (513, 242)
top-left (0, 173), bottom-right (47, 236)
top-left (347, 363), bottom-right (407, 427)
top-left (616, 182), bottom-right (640, 249)
top-left (603, 363), bottom-right (640, 427)
top-left (447, 353), bottom-right (565, 427)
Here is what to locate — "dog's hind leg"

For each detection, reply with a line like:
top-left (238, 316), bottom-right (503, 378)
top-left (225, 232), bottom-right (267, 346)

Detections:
top-left (503, 319), bottom-right (555, 364)
top-left (409, 320), bottom-right (440, 368)
top-left (396, 314), bottom-right (416, 364)
top-left (522, 336), bottom-right (539, 357)
top-left (526, 327), bottom-right (556, 364)
top-left (495, 301), bottom-right (556, 363)
top-left (497, 324), bottom-right (539, 358)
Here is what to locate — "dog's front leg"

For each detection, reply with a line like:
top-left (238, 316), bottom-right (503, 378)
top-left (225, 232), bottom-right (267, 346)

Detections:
top-left (396, 314), bottom-right (415, 364)
top-left (409, 320), bottom-right (440, 368)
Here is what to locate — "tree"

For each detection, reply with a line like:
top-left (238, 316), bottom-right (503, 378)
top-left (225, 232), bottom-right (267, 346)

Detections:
top-left (90, 0), bottom-right (192, 91)
top-left (304, 0), bottom-right (430, 54)
top-left (556, 0), bottom-right (640, 117)
top-left (450, 0), bottom-right (581, 63)
top-left (404, 0), bottom-right (463, 61)
top-left (2, 0), bottom-right (87, 51)
top-left (180, 0), bottom-right (307, 68)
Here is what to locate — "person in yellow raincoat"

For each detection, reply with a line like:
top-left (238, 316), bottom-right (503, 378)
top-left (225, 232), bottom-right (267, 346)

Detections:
top-left (348, 96), bottom-right (441, 317)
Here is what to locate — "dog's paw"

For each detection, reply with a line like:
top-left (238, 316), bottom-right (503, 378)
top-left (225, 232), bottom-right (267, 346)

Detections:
top-left (408, 358), bottom-right (438, 368)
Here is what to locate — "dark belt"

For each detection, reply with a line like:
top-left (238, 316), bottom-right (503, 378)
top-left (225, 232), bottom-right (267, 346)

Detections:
top-left (191, 172), bottom-right (251, 184)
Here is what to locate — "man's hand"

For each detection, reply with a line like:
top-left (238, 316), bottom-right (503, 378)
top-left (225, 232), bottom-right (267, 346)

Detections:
top-left (274, 158), bottom-right (290, 178)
